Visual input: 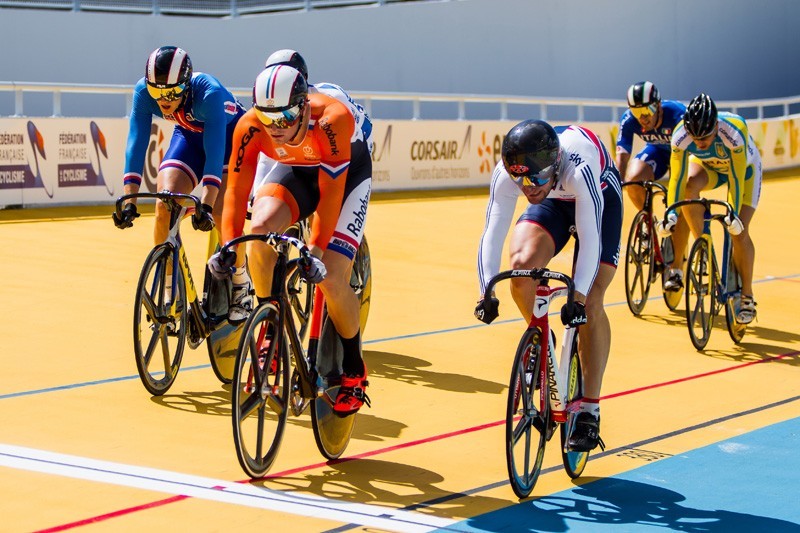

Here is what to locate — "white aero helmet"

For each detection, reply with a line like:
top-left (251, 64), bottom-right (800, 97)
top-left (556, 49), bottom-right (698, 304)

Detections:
top-left (252, 65), bottom-right (308, 127)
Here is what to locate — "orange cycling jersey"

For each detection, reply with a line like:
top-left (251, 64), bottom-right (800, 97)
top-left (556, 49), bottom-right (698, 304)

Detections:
top-left (222, 92), bottom-right (356, 251)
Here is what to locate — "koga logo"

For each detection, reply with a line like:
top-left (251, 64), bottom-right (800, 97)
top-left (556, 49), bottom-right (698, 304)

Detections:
top-left (319, 118), bottom-right (339, 156)
top-left (234, 126), bottom-right (260, 172)
top-left (346, 193), bottom-right (369, 237)
top-left (411, 126), bottom-right (471, 161)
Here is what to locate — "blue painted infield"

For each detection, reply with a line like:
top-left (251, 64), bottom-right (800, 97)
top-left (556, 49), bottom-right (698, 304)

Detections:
top-left (448, 417), bottom-right (800, 532)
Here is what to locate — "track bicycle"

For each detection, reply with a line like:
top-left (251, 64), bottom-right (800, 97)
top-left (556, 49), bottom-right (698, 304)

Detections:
top-left (666, 198), bottom-right (747, 350)
top-left (114, 191), bottom-right (239, 395)
top-left (222, 231), bottom-right (372, 478)
top-left (481, 268), bottom-right (595, 498)
top-left (620, 180), bottom-right (682, 315)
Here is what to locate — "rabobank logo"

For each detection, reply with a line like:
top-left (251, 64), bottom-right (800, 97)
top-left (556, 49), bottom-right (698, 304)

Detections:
top-left (410, 125), bottom-right (471, 161)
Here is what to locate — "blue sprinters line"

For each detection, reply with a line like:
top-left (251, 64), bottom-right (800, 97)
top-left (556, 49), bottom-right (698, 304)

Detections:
top-left (2, 273), bottom-right (798, 401)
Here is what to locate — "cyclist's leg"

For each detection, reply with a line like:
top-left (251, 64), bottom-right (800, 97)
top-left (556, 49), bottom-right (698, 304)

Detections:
top-left (153, 127), bottom-right (201, 244)
top-left (508, 200), bottom-right (569, 323)
top-left (732, 159), bottom-right (761, 321)
top-left (624, 145), bottom-right (664, 210)
top-left (248, 164), bottom-right (316, 300)
top-left (670, 160), bottom-right (712, 271)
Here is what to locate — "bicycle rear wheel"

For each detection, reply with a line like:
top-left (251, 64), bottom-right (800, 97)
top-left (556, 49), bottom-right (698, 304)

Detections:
top-left (311, 313), bottom-right (356, 460)
top-left (624, 211), bottom-right (655, 316)
top-left (560, 333), bottom-right (588, 478)
top-left (685, 238), bottom-right (717, 350)
top-left (352, 236), bottom-right (372, 334)
top-left (231, 303), bottom-right (290, 478)
top-left (505, 327), bottom-right (550, 498)
top-left (133, 243), bottom-right (186, 396)
top-left (724, 261), bottom-right (747, 344)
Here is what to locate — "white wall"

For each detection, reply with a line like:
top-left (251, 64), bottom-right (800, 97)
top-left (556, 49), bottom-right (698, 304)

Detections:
top-left (1, 0), bottom-right (799, 104)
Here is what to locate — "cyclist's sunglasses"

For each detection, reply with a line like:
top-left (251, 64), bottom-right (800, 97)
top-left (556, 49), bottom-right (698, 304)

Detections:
top-left (509, 163), bottom-right (558, 187)
top-left (691, 129), bottom-right (718, 143)
top-left (254, 103), bottom-right (304, 128)
top-left (630, 103), bottom-right (658, 119)
top-left (146, 83), bottom-right (187, 102)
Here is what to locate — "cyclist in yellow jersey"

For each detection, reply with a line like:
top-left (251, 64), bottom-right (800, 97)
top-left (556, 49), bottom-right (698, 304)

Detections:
top-left (658, 94), bottom-right (761, 323)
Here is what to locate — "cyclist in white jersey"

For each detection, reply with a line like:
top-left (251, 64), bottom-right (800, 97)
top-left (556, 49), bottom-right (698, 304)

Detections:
top-left (475, 119), bottom-right (623, 452)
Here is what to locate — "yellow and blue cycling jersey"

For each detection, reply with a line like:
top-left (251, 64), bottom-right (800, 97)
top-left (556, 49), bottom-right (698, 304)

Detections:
top-left (668, 111), bottom-right (762, 216)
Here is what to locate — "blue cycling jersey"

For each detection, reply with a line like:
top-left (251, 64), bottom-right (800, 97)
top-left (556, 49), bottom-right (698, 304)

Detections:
top-left (123, 72), bottom-right (243, 188)
top-left (616, 99), bottom-right (686, 154)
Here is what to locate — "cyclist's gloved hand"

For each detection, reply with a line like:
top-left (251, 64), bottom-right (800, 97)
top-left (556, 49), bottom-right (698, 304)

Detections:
top-left (724, 213), bottom-right (744, 236)
top-left (192, 203), bottom-right (215, 232)
top-left (112, 203), bottom-right (139, 229)
top-left (474, 296), bottom-right (499, 324)
top-left (207, 250), bottom-right (236, 280)
top-left (656, 211), bottom-right (678, 238)
top-left (561, 301), bottom-right (587, 327)
top-left (299, 255), bottom-right (326, 284)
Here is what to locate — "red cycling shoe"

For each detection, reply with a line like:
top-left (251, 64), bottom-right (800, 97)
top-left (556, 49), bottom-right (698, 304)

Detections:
top-left (333, 371), bottom-right (371, 416)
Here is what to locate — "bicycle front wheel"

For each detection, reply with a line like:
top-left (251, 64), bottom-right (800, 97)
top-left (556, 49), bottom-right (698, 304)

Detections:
top-left (560, 333), bottom-right (588, 478)
top-left (231, 303), bottom-right (290, 479)
top-left (133, 243), bottom-right (187, 396)
top-left (505, 327), bottom-right (550, 498)
top-left (624, 211), bottom-right (655, 316)
top-left (685, 237), bottom-right (717, 350)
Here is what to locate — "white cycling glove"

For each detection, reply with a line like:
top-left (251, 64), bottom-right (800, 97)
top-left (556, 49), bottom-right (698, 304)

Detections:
top-left (657, 211), bottom-right (678, 238)
top-left (724, 213), bottom-right (744, 235)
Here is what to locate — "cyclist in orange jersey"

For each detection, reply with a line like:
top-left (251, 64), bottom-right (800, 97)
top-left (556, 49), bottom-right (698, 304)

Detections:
top-left (208, 65), bottom-right (372, 415)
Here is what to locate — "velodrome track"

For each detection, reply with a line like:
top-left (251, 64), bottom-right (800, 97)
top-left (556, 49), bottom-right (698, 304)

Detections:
top-left (1, 173), bottom-right (799, 532)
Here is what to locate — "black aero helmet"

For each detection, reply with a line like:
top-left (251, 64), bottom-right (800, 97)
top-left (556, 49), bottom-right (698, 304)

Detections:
top-left (627, 81), bottom-right (660, 108)
top-left (145, 46), bottom-right (192, 89)
top-left (684, 93), bottom-right (718, 138)
top-left (502, 120), bottom-right (561, 184)
top-left (265, 49), bottom-right (308, 81)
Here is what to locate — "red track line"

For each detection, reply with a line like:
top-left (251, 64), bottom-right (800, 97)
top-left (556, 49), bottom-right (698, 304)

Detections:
top-left (35, 348), bottom-right (800, 532)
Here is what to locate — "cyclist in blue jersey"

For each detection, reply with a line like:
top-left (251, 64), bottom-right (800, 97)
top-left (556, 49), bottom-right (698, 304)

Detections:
top-left (616, 81), bottom-right (686, 211)
top-left (112, 46), bottom-right (250, 320)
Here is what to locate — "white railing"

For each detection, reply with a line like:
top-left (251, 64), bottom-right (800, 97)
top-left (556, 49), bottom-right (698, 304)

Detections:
top-left (3, 81), bottom-right (800, 121)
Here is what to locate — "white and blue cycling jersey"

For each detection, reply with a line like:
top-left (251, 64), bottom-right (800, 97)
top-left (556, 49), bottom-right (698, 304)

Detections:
top-left (123, 72), bottom-right (245, 189)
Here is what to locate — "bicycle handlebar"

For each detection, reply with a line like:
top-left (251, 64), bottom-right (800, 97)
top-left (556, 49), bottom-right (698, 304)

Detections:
top-left (220, 232), bottom-right (315, 263)
top-left (666, 198), bottom-right (735, 223)
top-left (114, 191), bottom-right (202, 217)
top-left (620, 180), bottom-right (667, 196)
top-left (483, 268), bottom-right (576, 309)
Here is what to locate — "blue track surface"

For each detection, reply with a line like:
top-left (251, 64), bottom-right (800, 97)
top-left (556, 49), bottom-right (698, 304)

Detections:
top-left (448, 417), bottom-right (800, 532)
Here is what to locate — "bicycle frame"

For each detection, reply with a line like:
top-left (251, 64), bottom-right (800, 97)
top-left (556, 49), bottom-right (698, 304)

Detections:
top-left (667, 197), bottom-right (744, 348)
top-left (621, 180), bottom-right (669, 267)
top-left (529, 280), bottom-right (579, 425)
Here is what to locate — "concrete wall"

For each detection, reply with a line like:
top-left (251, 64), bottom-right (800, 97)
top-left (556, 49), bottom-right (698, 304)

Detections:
top-left (1, 0), bottom-right (799, 109)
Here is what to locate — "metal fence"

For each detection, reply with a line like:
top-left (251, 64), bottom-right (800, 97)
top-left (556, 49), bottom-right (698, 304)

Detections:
top-left (0, 0), bottom-right (424, 15)
top-left (3, 81), bottom-right (800, 122)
